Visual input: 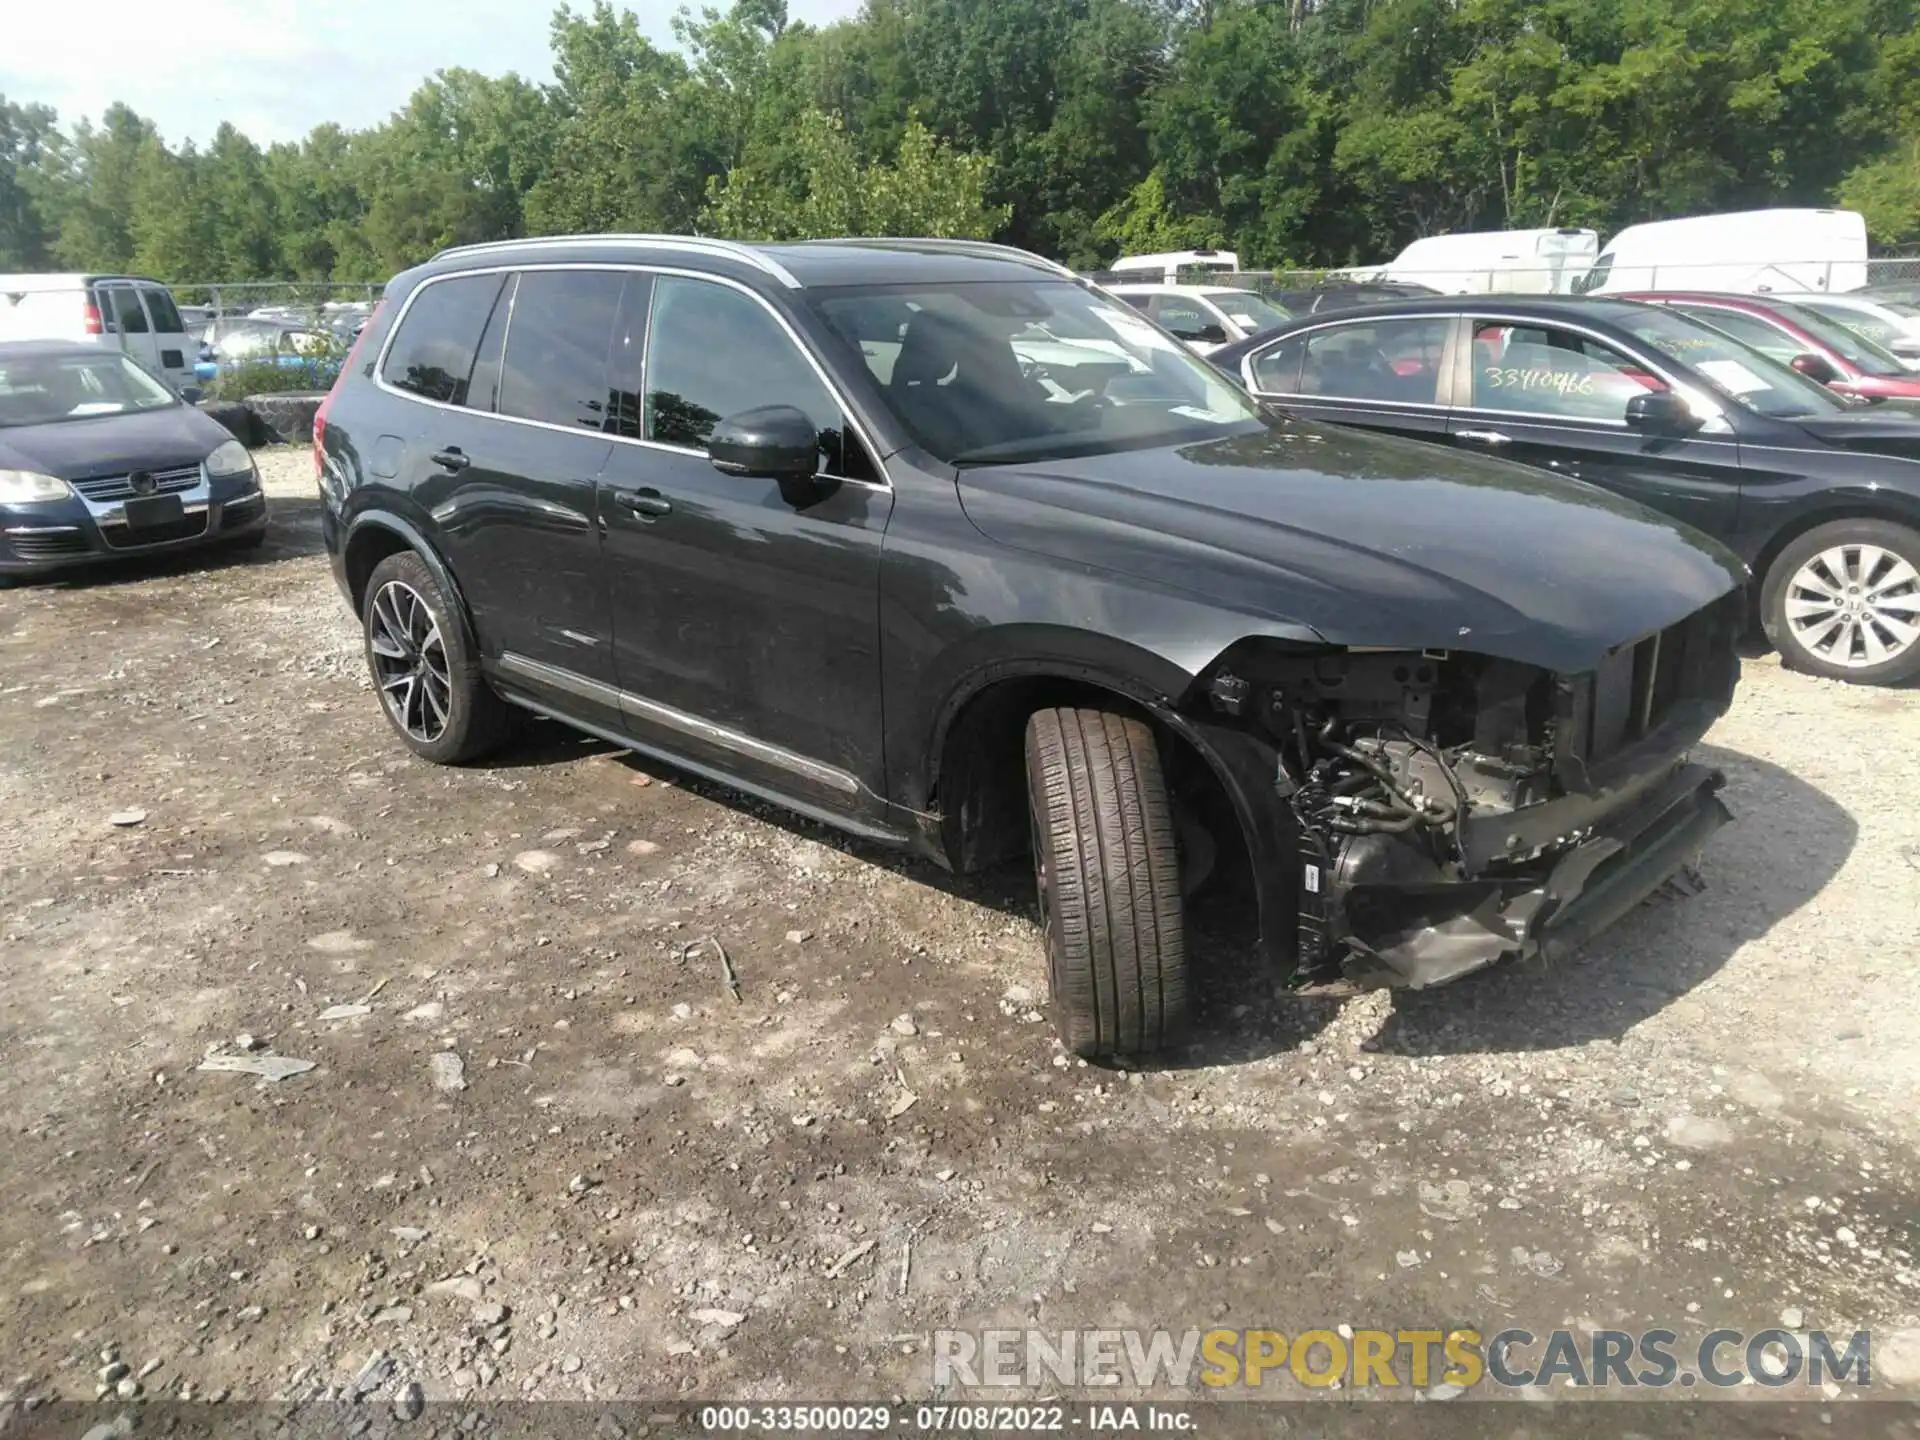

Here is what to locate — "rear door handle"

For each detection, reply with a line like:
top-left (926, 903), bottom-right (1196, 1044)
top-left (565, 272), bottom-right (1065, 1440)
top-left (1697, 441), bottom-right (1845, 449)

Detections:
top-left (614, 489), bottom-right (673, 518)
top-left (430, 447), bottom-right (470, 471)
top-left (1455, 429), bottom-right (1512, 446)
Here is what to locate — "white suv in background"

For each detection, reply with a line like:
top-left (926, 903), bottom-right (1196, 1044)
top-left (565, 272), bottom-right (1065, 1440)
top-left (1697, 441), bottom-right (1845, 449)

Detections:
top-left (1105, 282), bottom-right (1292, 354)
top-left (0, 274), bottom-right (200, 394)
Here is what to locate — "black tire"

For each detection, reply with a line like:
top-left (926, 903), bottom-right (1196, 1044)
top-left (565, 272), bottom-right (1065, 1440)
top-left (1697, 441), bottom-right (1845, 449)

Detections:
top-left (362, 550), bottom-right (515, 764)
top-left (232, 529), bottom-right (268, 551)
top-left (1024, 707), bottom-right (1189, 1058)
top-left (1761, 517), bottom-right (1920, 686)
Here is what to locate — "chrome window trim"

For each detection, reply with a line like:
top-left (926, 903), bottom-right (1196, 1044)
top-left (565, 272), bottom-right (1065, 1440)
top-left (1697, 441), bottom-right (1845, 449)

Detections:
top-left (1267, 393), bottom-right (1449, 413)
top-left (489, 271), bottom-right (522, 416)
top-left (431, 234), bottom-right (803, 289)
top-left (371, 263), bottom-right (890, 491)
top-left (497, 651), bottom-right (860, 796)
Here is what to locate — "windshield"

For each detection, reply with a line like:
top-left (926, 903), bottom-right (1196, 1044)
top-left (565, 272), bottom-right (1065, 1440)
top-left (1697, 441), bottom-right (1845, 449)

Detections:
top-left (1208, 291), bottom-right (1291, 334)
top-left (1800, 301), bottom-right (1915, 354)
top-left (1618, 307), bottom-right (1843, 419)
top-left (1773, 300), bottom-right (1910, 376)
top-left (1797, 303), bottom-right (1904, 351)
top-left (813, 280), bottom-right (1262, 466)
top-left (0, 351), bottom-right (178, 427)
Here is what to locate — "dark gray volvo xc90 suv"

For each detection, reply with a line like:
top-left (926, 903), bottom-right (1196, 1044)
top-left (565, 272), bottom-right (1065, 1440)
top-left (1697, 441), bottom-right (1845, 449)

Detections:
top-left (316, 235), bottom-right (1745, 1058)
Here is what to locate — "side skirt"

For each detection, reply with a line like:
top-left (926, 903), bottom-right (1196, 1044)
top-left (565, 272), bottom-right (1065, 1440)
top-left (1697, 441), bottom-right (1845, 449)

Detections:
top-left (488, 682), bottom-right (922, 850)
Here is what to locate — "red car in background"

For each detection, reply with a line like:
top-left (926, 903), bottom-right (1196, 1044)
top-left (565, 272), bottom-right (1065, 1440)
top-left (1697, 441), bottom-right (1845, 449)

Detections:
top-left (1618, 291), bottom-right (1920, 401)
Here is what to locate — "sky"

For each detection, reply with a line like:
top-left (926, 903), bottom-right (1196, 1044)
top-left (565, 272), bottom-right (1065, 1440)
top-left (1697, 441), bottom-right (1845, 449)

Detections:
top-left (0, 0), bottom-right (863, 148)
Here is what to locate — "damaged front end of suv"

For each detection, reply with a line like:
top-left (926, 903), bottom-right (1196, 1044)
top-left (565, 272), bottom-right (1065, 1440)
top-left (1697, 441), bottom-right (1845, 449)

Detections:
top-left (1202, 591), bottom-right (1742, 991)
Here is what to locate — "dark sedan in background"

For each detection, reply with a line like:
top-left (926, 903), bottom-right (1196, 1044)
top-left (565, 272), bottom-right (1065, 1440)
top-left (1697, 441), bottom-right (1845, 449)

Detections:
top-left (1212, 296), bottom-right (1920, 685)
top-left (1617, 291), bottom-right (1920, 402)
top-left (1, 340), bottom-right (268, 581)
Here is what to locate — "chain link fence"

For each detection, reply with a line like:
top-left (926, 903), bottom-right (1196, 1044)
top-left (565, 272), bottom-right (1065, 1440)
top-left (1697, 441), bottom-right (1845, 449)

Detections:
top-left (166, 280), bottom-right (385, 328)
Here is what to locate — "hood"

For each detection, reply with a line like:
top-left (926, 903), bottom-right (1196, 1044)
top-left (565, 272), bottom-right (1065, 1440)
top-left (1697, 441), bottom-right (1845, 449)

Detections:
top-left (0, 404), bottom-right (229, 479)
top-left (956, 420), bottom-right (1746, 674)
top-left (1793, 411), bottom-right (1920, 460)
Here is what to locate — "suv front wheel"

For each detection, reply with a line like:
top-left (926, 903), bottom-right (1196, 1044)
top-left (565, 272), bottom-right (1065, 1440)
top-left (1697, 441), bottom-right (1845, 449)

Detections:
top-left (362, 550), bottom-right (515, 763)
top-left (1025, 707), bottom-right (1190, 1058)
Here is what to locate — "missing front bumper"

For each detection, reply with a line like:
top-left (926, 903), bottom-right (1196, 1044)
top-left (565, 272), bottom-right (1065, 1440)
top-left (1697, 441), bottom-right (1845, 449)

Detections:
top-left (1324, 762), bottom-right (1731, 990)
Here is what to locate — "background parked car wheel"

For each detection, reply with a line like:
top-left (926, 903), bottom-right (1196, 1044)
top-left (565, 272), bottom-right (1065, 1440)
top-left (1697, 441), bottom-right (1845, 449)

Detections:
top-left (1024, 707), bottom-right (1189, 1058)
top-left (1761, 518), bottom-right (1920, 686)
top-left (362, 551), bottom-right (516, 764)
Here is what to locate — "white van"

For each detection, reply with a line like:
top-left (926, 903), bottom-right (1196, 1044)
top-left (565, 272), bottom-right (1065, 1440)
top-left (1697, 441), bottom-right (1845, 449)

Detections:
top-left (1378, 228), bottom-right (1599, 294)
top-left (1575, 210), bottom-right (1869, 295)
top-left (1108, 250), bottom-right (1241, 284)
top-left (0, 274), bottom-right (199, 393)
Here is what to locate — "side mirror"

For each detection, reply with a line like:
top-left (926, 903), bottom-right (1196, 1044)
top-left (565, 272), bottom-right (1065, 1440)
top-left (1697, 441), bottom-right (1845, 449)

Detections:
top-left (709, 405), bottom-right (826, 504)
top-left (1624, 390), bottom-right (1696, 433)
top-left (1790, 352), bottom-right (1840, 384)
top-left (1176, 322), bottom-right (1229, 345)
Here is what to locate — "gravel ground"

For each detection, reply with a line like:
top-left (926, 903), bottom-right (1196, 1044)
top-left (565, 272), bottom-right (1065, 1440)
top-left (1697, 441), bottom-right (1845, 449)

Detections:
top-left (2, 448), bottom-right (1918, 1430)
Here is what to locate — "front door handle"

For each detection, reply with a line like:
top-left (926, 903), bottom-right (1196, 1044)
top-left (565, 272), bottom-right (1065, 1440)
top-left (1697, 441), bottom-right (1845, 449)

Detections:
top-left (430, 447), bottom-right (470, 471)
top-left (1455, 428), bottom-right (1512, 446)
top-left (614, 489), bottom-right (673, 518)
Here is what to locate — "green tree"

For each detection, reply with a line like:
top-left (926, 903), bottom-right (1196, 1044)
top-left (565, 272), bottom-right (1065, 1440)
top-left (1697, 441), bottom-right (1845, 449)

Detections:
top-left (6, 0), bottom-right (1919, 282)
top-left (0, 95), bottom-right (59, 269)
top-left (1837, 28), bottom-right (1920, 243)
top-left (128, 137), bottom-right (215, 279)
top-left (703, 109), bottom-right (1009, 239)
top-left (526, 2), bottom-right (702, 234)
top-left (46, 104), bottom-right (155, 270)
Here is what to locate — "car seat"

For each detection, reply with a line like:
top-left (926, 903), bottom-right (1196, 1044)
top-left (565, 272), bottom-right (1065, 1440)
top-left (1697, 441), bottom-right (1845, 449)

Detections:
top-left (889, 310), bottom-right (1035, 458)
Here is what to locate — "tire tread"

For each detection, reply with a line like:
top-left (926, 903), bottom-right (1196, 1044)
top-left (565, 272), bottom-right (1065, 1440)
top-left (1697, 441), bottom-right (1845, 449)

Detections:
top-left (1025, 706), bottom-right (1188, 1057)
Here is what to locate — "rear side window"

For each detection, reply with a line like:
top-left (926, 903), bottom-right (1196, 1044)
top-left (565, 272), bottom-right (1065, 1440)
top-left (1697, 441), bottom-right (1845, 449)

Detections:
top-left (498, 269), bottom-right (625, 429)
top-left (142, 288), bottom-right (185, 334)
top-left (106, 287), bottom-right (149, 335)
top-left (381, 274), bottom-right (507, 405)
top-left (1249, 335), bottom-right (1305, 392)
top-left (1259, 317), bottom-right (1451, 402)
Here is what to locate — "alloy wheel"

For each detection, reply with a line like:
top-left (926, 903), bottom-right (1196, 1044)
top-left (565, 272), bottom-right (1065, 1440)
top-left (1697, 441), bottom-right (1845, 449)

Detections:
top-left (368, 580), bottom-right (453, 742)
top-left (1783, 543), bottom-right (1920, 669)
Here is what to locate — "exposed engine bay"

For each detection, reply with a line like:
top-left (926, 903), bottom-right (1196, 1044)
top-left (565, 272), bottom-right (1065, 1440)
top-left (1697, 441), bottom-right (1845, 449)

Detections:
top-left (1204, 593), bottom-right (1744, 989)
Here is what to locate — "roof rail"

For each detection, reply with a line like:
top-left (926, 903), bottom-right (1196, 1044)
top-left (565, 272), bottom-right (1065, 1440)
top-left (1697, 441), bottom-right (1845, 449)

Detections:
top-left (793, 237), bottom-right (1082, 282)
top-left (428, 234), bottom-right (802, 289)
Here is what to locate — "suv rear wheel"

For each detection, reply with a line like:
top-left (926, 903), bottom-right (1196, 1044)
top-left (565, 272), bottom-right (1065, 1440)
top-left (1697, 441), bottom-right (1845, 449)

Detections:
top-left (1024, 707), bottom-right (1189, 1058)
top-left (1762, 518), bottom-right (1920, 686)
top-left (362, 550), bottom-right (515, 763)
